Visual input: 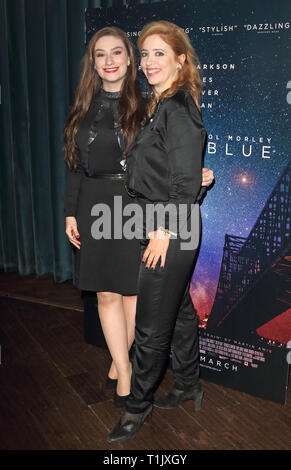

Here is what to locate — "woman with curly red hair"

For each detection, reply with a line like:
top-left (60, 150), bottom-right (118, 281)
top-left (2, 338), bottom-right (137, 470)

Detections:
top-left (108, 21), bottom-right (208, 443)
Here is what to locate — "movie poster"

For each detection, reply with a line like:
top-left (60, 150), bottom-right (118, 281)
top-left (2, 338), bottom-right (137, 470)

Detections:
top-left (86, 0), bottom-right (291, 403)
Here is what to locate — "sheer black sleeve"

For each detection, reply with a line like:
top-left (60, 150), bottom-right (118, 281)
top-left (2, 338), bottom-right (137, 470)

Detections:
top-left (64, 149), bottom-right (82, 217)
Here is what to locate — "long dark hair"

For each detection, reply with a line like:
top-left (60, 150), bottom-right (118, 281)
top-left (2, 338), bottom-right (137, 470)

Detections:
top-left (63, 26), bottom-right (146, 169)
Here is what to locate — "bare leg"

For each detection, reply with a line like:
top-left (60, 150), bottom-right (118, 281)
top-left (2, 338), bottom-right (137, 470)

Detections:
top-left (108, 295), bottom-right (137, 380)
top-left (97, 292), bottom-right (131, 396)
top-left (123, 294), bottom-right (137, 350)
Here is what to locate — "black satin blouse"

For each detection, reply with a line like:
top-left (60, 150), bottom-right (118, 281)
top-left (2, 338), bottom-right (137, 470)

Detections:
top-left (125, 87), bottom-right (207, 229)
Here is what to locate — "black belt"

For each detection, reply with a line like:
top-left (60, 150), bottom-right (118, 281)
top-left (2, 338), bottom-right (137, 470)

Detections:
top-left (89, 173), bottom-right (124, 180)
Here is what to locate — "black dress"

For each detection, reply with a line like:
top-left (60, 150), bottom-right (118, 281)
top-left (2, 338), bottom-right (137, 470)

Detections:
top-left (64, 89), bottom-right (140, 294)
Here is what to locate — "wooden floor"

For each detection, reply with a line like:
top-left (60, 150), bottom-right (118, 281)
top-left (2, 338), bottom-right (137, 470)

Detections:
top-left (0, 272), bottom-right (290, 450)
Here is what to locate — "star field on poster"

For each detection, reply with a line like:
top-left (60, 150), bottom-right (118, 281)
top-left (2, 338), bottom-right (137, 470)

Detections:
top-left (86, 0), bottom-right (291, 339)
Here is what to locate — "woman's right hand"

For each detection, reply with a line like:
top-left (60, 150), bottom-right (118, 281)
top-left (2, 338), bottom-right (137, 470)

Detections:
top-left (65, 217), bottom-right (81, 250)
top-left (142, 229), bottom-right (170, 269)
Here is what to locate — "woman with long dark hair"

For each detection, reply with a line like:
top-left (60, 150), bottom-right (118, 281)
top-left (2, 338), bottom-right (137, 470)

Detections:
top-left (63, 27), bottom-right (146, 406)
top-left (108, 21), bottom-right (209, 443)
top-left (63, 26), bottom-right (213, 410)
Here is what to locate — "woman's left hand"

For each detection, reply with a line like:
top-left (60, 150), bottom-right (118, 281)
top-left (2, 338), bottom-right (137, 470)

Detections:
top-left (201, 167), bottom-right (214, 186)
top-left (142, 229), bottom-right (170, 269)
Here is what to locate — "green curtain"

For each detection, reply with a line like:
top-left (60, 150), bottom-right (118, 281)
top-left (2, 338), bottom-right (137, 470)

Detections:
top-left (0, 0), bottom-right (164, 282)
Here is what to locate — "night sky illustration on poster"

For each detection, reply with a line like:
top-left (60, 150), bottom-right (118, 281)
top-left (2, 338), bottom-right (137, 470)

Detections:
top-left (86, 0), bottom-right (291, 403)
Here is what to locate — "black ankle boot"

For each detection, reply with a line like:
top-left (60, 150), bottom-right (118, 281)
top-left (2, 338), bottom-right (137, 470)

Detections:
top-left (107, 405), bottom-right (152, 443)
top-left (105, 376), bottom-right (117, 391)
top-left (113, 391), bottom-right (130, 408)
top-left (154, 383), bottom-right (203, 411)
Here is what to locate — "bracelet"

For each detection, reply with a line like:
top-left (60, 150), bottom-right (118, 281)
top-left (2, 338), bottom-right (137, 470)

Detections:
top-left (158, 226), bottom-right (177, 239)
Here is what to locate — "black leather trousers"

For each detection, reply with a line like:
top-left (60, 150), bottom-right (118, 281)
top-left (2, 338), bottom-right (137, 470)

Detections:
top-left (126, 206), bottom-right (201, 414)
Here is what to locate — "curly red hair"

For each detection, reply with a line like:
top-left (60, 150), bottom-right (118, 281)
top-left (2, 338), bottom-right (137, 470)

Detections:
top-left (138, 21), bottom-right (203, 115)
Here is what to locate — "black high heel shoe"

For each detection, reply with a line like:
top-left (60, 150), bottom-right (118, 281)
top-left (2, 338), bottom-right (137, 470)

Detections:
top-left (105, 376), bottom-right (118, 391)
top-left (154, 383), bottom-right (204, 411)
top-left (107, 404), bottom-right (152, 443)
top-left (113, 391), bottom-right (130, 408)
